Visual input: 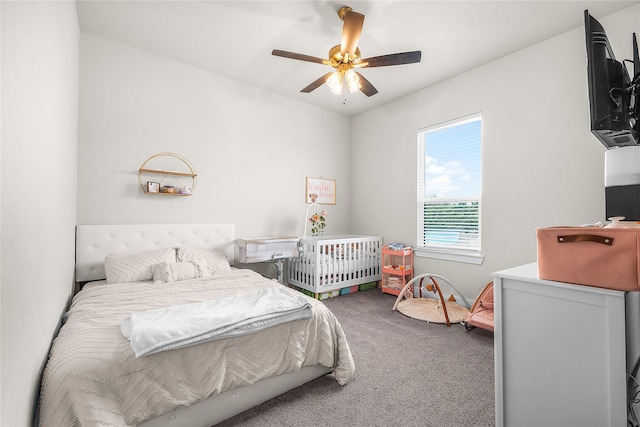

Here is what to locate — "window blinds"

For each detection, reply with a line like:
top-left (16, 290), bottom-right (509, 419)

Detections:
top-left (417, 113), bottom-right (482, 253)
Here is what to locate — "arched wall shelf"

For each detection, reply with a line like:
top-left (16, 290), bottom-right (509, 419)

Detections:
top-left (138, 152), bottom-right (197, 196)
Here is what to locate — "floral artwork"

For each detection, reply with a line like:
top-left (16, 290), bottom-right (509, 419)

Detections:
top-left (309, 210), bottom-right (327, 236)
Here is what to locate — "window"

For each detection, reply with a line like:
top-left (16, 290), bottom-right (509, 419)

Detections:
top-left (417, 113), bottom-right (483, 263)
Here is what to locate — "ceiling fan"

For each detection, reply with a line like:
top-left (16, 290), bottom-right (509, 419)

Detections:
top-left (272, 6), bottom-right (421, 97)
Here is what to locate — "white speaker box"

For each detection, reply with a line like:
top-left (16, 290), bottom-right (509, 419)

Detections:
top-left (605, 146), bottom-right (640, 187)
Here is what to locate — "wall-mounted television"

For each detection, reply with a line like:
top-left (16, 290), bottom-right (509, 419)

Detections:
top-left (584, 9), bottom-right (639, 149)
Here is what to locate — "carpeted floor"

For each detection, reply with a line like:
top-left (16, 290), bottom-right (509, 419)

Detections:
top-left (217, 288), bottom-right (495, 427)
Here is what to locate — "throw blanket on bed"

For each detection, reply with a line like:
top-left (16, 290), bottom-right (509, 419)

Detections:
top-left (121, 287), bottom-right (313, 357)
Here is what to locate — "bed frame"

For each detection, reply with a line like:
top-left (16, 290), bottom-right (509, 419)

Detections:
top-left (74, 224), bottom-right (332, 427)
top-left (75, 224), bottom-right (236, 282)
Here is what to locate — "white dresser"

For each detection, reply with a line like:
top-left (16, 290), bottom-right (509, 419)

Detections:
top-left (493, 262), bottom-right (640, 427)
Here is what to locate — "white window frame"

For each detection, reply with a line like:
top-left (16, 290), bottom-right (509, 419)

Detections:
top-left (416, 113), bottom-right (484, 265)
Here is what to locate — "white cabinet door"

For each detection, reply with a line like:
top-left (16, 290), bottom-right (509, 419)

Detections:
top-left (493, 263), bottom-right (627, 427)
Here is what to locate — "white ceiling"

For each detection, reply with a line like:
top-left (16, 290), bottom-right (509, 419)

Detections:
top-left (76, 0), bottom-right (638, 117)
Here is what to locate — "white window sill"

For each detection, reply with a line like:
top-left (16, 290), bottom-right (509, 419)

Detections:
top-left (415, 248), bottom-right (485, 265)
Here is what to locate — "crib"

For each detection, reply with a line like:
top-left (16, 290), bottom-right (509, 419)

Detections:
top-left (288, 234), bottom-right (382, 298)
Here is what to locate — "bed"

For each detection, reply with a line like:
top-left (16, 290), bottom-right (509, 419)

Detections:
top-left (38, 224), bottom-right (355, 427)
top-left (287, 234), bottom-right (382, 298)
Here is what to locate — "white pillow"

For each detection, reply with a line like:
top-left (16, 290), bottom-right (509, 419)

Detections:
top-left (104, 248), bottom-right (177, 284)
top-left (151, 260), bottom-right (208, 284)
top-left (176, 247), bottom-right (231, 274)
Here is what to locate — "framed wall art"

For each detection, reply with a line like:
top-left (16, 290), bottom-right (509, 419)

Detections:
top-left (147, 181), bottom-right (160, 193)
top-left (306, 177), bottom-right (336, 205)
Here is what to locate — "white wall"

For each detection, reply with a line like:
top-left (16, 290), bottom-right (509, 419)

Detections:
top-left (1, 1), bottom-right (79, 425)
top-left (350, 6), bottom-right (640, 300)
top-left (77, 33), bottom-right (352, 249)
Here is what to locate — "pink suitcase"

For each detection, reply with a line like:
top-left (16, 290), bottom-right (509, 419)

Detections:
top-left (536, 226), bottom-right (640, 291)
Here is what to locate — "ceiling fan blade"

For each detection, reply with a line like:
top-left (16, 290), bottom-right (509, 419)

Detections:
top-left (301, 73), bottom-right (333, 93)
top-left (272, 49), bottom-right (326, 65)
top-left (356, 72), bottom-right (378, 97)
top-left (340, 11), bottom-right (364, 58)
top-left (361, 51), bottom-right (422, 68)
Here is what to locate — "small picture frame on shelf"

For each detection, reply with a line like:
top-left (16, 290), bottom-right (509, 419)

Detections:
top-left (147, 181), bottom-right (160, 193)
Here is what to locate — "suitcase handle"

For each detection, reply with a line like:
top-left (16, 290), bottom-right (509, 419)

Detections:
top-left (557, 234), bottom-right (614, 245)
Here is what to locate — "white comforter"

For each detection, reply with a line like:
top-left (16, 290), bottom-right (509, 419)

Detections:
top-left (38, 269), bottom-right (355, 426)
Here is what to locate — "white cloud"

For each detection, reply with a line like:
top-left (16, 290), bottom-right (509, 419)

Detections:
top-left (425, 156), bottom-right (469, 196)
top-left (426, 175), bottom-right (461, 197)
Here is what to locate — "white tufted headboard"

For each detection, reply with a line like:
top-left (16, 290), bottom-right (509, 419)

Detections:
top-left (75, 224), bottom-right (235, 282)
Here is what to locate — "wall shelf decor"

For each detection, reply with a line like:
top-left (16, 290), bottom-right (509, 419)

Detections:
top-left (138, 152), bottom-right (197, 196)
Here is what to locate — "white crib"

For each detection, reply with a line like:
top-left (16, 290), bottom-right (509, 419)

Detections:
top-left (288, 234), bottom-right (382, 298)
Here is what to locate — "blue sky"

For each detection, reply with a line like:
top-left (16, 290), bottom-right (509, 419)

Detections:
top-left (423, 118), bottom-right (481, 198)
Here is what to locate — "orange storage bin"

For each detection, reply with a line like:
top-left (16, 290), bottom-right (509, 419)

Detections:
top-left (536, 226), bottom-right (640, 291)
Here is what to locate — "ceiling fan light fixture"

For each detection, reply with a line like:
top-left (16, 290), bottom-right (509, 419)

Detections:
top-left (345, 69), bottom-right (361, 93)
top-left (327, 71), bottom-right (344, 95)
top-left (272, 5), bottom-right (421, 98)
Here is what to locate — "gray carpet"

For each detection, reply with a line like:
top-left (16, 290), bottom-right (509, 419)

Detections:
top-left (217, 289), bottom-right (495, 427)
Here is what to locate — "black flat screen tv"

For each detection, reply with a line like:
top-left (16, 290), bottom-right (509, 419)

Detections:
top-left (584, 9), bottom-right (639, 149)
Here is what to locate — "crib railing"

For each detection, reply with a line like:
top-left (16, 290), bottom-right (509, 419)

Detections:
top-left (288, 234), bottom-right (382, 295)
